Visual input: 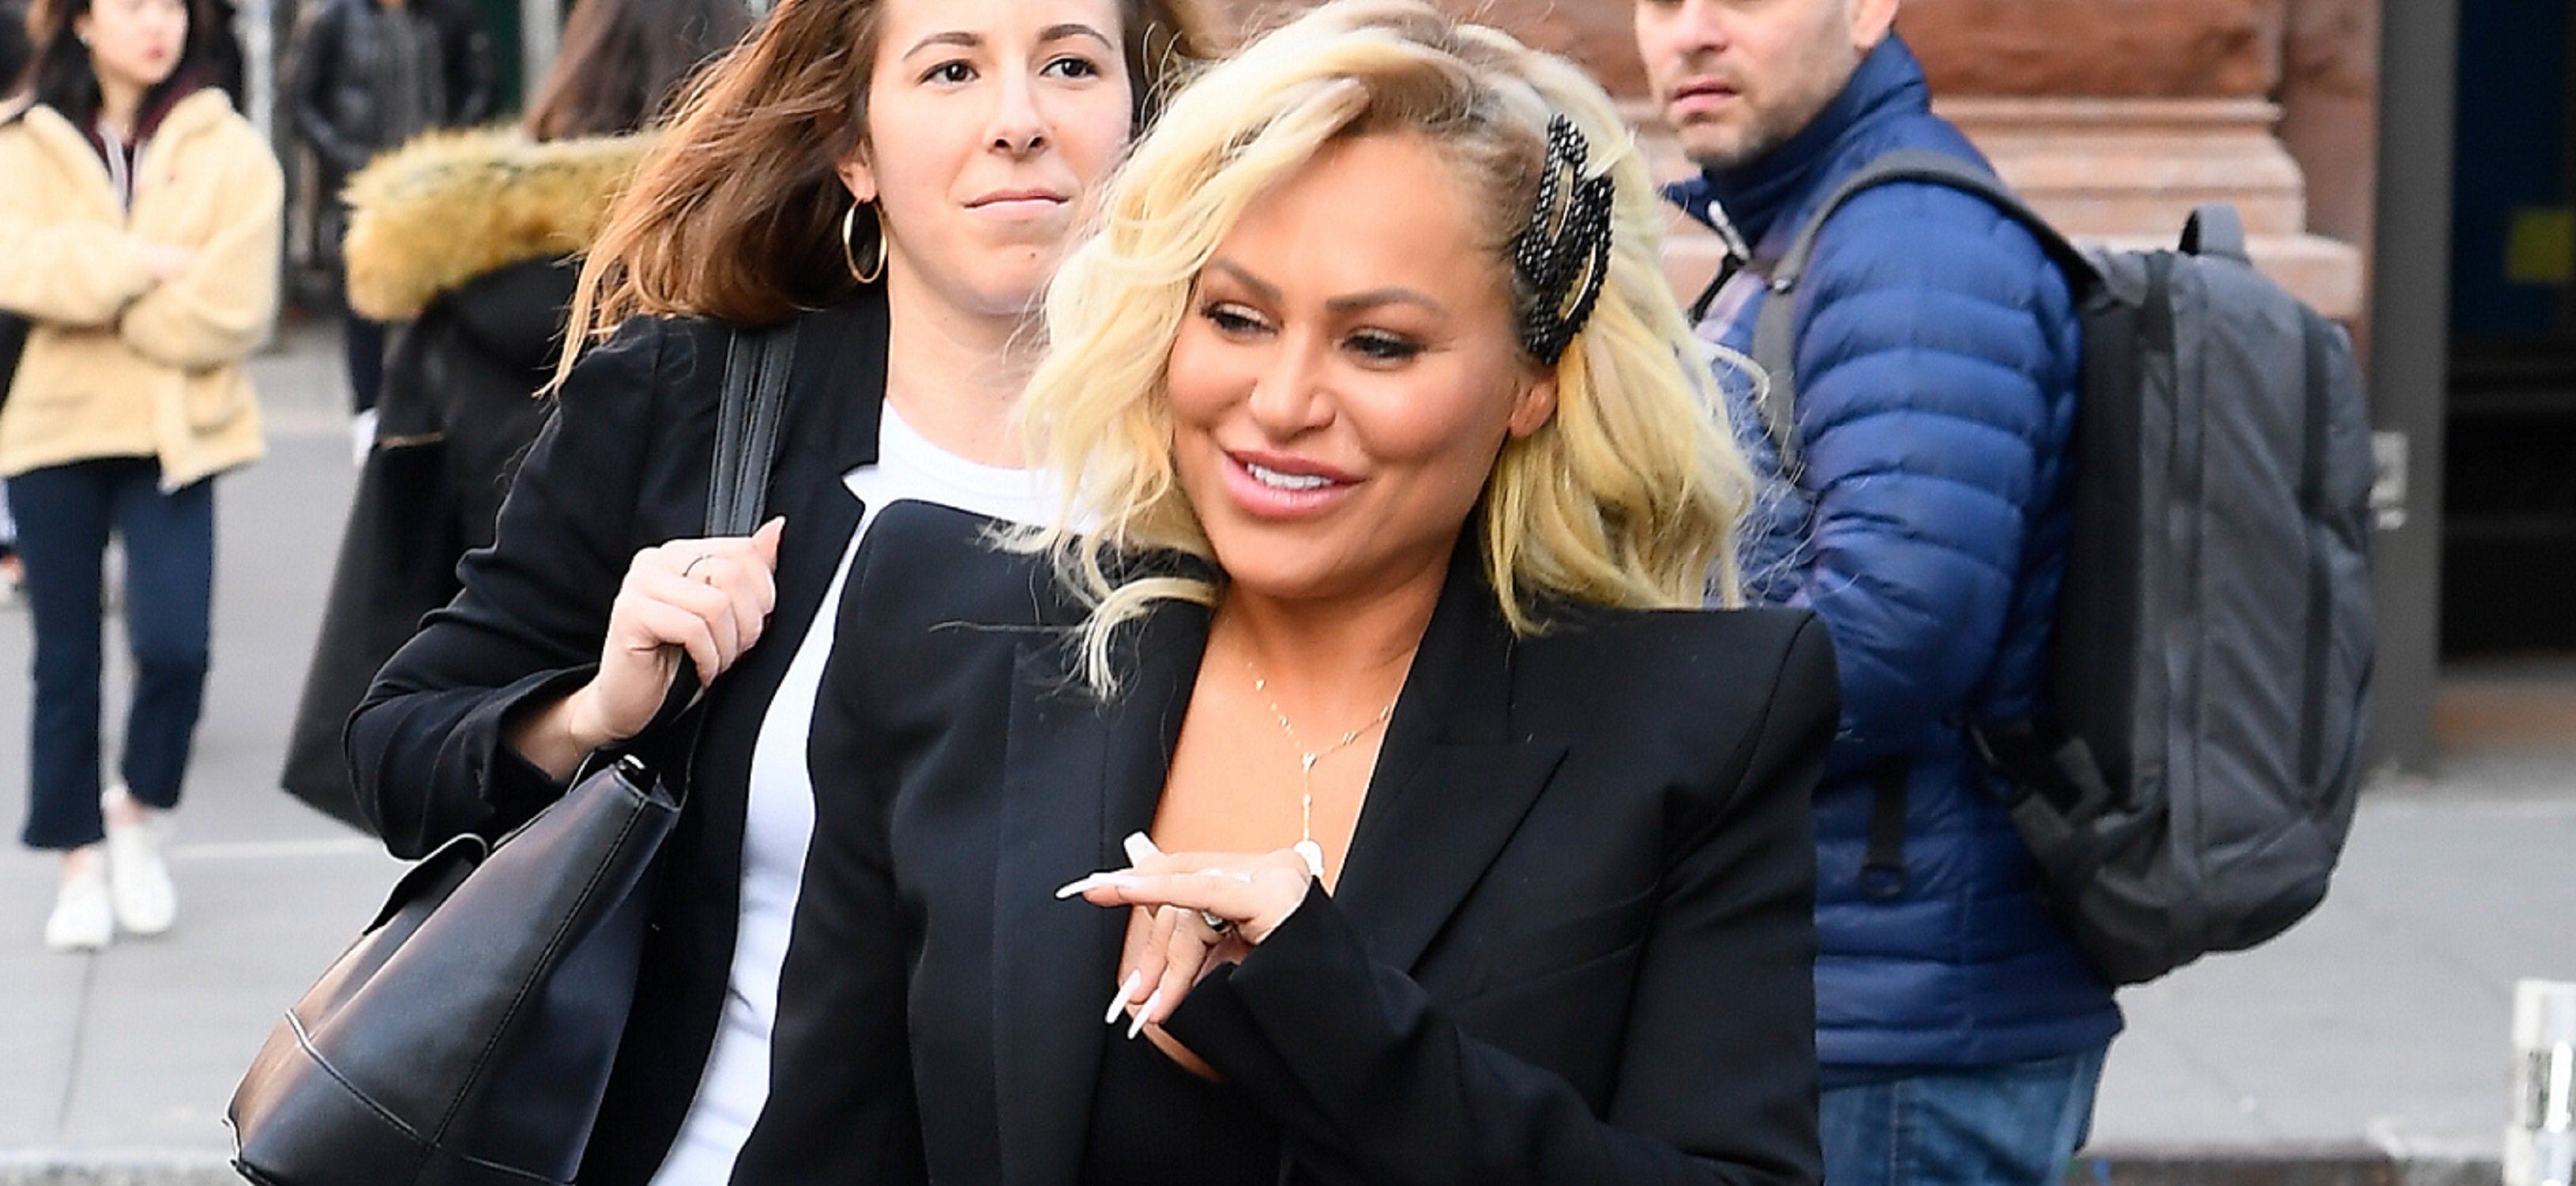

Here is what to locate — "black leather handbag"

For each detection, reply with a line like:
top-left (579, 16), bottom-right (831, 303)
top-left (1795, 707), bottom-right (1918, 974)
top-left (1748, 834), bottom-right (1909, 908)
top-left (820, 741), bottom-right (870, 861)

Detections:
top-left (225, 323), bottom-right (800, 1186)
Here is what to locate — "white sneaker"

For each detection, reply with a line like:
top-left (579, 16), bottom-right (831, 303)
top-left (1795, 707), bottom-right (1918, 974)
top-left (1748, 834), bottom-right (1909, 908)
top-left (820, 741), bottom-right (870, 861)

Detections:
top-left (350, 408), bottom-right (380, 466)
top-left (103, 788), bottom-right (176, 937)
top-left (44, 856), bottom-right (112, 952)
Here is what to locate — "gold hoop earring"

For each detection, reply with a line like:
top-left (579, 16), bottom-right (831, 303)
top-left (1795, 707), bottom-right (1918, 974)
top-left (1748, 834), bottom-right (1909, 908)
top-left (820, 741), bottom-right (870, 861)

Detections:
top-left (842, 202), bottom-right (888, 285)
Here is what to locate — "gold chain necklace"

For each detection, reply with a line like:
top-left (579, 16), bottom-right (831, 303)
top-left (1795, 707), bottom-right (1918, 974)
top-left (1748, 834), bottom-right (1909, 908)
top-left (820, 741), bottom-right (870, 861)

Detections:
top-left (1246, 659), bottom-right (1398, 878)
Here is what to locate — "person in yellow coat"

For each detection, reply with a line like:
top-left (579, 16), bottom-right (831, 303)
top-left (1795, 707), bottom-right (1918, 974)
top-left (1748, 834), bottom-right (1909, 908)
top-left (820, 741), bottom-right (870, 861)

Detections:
top-left (0, 0), bottom-right (282, 952)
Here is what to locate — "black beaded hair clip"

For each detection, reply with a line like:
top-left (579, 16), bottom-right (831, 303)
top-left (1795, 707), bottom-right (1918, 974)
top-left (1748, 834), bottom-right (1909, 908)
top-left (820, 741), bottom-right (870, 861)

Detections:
top-left (1512, 114), bottom-right (1616, 365)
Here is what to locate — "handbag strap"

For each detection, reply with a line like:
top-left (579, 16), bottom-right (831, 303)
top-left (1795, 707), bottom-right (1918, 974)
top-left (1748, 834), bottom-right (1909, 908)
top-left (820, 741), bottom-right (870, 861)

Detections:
top-left (622, 320), bottom-right (800, 763)
top-left (706, 322), bottom-right (799, 536)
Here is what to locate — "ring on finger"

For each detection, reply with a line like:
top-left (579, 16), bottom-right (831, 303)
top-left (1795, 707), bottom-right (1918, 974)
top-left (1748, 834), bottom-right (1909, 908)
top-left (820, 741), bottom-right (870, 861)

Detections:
top-left (680, 553), bottom-right (716, 582)
top-left (1197, 908), bottom-right (1234, 937)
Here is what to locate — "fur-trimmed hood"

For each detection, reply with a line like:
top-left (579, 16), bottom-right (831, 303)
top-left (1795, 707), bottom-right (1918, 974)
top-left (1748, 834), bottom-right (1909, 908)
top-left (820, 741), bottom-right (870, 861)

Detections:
top-left (342, 127), bottom-right (651, 321)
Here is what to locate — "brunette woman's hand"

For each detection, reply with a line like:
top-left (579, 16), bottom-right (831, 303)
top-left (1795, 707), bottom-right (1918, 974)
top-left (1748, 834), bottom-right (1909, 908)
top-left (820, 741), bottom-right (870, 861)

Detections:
top-left (1060, 837), bottom-right (1315, 1059)
top-left (138, 242), bottom-right (196, 281)
top-left (508, 518), bottom-right (785, 779)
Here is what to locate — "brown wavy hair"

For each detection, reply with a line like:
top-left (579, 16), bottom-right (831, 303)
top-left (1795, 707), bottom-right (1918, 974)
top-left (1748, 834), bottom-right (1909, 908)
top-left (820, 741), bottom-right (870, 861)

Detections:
top-left (554, 0), bottom-right (1219, 383)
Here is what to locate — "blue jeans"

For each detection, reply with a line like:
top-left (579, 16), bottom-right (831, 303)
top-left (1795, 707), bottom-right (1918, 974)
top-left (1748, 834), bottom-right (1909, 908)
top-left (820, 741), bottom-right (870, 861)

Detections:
top-left (1820, 1044), bottom-right (2109, 1186)
top-left (7, 459), bottom-right (216, 850)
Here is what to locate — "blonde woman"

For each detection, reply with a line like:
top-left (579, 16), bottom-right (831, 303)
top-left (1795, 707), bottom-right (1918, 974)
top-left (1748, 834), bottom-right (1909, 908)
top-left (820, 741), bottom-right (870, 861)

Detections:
top-left (741, 3), bottom-right (1834, 1182)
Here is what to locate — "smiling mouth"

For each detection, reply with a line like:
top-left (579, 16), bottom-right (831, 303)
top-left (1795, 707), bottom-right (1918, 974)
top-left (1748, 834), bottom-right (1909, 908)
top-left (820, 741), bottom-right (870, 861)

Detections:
top-left (1243, 461), bottom-right (1333, 492)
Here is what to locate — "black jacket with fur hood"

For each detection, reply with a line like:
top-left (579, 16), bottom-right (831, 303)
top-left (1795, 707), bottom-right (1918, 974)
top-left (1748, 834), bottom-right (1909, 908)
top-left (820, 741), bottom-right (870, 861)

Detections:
top-left (284, 127), bottom-right (648, 827)
top-left (346, 125), bottom-right (647, 534)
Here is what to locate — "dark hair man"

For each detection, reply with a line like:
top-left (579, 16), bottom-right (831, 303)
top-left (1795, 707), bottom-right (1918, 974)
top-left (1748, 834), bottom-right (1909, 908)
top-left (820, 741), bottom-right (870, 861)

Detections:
top-left (286, 0), bottom-right (493, 448)
top-left (1636, 2), bottom-right (2120, 1182)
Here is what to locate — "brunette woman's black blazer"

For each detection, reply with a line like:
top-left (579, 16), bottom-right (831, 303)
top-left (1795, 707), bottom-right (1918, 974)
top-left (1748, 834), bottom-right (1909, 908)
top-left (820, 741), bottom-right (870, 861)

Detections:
top-left (736, 501), bottom-right (1839, 1186)
top-left (346, 292), bottom-right (890, 1185)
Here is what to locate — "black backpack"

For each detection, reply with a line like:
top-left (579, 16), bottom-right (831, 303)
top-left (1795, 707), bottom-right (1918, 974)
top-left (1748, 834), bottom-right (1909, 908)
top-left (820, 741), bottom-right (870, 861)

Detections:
top-left (1738, 148), bottom-right (2376, 985)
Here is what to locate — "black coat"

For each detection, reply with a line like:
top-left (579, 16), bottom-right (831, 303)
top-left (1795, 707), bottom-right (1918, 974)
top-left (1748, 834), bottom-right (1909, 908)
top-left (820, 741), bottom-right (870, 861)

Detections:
top-left (279, 259), bottom-right (572, 825)
top-left (381, 257), bottom-right (573, 545)
top-left (735, 501), bottom-right (1839, 1186)
top-left (347, 293), bottom-right (889, 1185)
top-left (286, 126), bottom-right (653, 825)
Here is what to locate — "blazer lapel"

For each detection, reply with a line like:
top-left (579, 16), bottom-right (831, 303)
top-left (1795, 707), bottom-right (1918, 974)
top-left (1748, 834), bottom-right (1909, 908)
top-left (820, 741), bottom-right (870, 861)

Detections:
top-left (990, 601), bottom-right (1209, 1186)
top-left (783, 291), bottom-right (891, 482)
top-left (1331, 546), bottom-right (1569, 973)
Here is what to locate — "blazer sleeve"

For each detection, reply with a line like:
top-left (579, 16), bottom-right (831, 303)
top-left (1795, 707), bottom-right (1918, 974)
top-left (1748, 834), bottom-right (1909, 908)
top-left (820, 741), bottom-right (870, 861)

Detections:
top-left (1164, 617), bottom-right (1836, 1186)
top-left (345, 318), bottom-right (682, 859)
top-left (1780, 184), bottom-right (2074, 769)
top-left (118, 127), bottom-right (283, 370)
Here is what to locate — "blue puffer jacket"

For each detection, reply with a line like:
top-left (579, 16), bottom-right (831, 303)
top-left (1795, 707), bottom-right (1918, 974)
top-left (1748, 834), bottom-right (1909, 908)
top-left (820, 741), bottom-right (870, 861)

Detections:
top-left (1667, 36), bottom-right (2120, 1078)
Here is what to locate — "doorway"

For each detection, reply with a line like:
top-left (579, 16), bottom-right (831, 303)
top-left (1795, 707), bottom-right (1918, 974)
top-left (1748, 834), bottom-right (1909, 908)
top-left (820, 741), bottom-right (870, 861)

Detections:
top-left (2443, 1), bottom-right (2576, 656)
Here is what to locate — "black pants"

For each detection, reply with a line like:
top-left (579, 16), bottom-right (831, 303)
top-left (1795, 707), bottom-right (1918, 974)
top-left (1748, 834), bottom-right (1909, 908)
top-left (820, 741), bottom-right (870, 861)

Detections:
top-left (6, 459), bottom-right (214, 850)
top-left (346, 311), bottom-right (387, 415)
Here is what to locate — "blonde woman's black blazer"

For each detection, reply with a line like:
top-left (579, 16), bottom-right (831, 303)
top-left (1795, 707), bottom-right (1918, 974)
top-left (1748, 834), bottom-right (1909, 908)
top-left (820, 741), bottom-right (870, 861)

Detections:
top-left (736, 501), bottom-right (1839, 1186)
top-left (346, 293), bottom-right (890, 1185)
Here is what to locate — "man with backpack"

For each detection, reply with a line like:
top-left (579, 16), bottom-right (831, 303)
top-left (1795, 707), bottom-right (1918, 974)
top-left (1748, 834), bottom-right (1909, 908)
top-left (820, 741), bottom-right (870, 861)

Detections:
top-left (1636, 2), bottom-right (2120, 1181)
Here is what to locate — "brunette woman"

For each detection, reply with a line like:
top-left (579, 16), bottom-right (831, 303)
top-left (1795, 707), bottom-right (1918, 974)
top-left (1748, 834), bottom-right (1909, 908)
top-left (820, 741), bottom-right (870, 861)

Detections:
top-left (345, 0), bottom-right (1214, 1180)
top-left (0, 0), bottom-right (280, 952)
top-left (740, 3), bottom-right (1832, 1181)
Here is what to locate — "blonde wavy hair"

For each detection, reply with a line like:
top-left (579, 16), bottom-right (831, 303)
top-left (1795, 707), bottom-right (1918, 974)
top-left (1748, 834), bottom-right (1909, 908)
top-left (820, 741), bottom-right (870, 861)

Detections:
top-left (1018, 0), bottom-right (1757, 689)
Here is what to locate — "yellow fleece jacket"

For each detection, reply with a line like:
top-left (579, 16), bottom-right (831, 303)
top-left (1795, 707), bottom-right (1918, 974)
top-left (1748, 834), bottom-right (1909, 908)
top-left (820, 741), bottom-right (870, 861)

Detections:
top-left (0, 89), bottom-right (283, 485)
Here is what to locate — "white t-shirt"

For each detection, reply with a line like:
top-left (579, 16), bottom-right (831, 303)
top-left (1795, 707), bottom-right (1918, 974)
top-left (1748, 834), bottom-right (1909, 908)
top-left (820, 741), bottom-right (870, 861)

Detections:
top-left (648, 402), bottom-right (1051, 1184)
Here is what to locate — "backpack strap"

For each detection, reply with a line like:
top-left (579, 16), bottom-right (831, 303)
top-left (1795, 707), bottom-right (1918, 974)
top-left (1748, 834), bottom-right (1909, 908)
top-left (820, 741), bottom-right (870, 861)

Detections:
top-left (1747, 148), bottom-right (2101, 473)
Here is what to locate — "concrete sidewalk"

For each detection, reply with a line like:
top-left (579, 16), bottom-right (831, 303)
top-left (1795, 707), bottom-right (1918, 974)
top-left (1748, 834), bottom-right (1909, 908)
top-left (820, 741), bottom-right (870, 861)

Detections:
top-left (2, 323), bottom-right (2566, 1184)
top-left (2071, 752), bottom-right (2571, 1185)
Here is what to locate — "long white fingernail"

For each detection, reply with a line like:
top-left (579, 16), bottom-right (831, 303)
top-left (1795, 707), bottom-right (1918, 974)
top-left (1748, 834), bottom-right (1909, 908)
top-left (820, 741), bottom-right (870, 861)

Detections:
top-left (1128, 989), bottom-right (1163, 1039)
top-left (1123, 832), bottom-right (1159, 863)
top-left (1104, 969), bottom-right (1141, 1024)
top-left (1055, 871), bottom-right (1137, 899)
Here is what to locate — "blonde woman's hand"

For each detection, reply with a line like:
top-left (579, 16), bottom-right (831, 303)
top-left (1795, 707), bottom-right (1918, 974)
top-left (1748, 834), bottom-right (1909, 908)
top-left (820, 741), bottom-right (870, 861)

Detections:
top-left (508, 518), bottom-right (785, 779)
top-left (1059, 838), bottom-right (1315, 1059)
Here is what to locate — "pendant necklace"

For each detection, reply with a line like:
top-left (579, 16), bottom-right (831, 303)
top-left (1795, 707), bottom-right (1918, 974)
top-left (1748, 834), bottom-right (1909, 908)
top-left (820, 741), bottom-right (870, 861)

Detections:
top-left (1246, 659), bottom-right (1398, 878)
